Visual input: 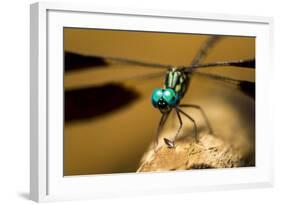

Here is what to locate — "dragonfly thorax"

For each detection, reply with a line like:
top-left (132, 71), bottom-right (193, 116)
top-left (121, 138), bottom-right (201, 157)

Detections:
top-left (151, 68), bottom-right (189, 113)
top-left (165, 67), bottom-right (189, 98)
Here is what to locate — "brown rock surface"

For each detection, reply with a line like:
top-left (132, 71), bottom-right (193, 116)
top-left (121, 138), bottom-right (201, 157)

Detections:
top-left (138, 131), bottom-right (254, 172)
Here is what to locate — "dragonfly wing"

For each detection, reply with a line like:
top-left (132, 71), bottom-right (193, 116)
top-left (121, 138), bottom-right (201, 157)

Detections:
top-left (229, 59), bottom-right (255, 68)
top-left (191, 35), bottom-right (222, 66)
top-left (184, 59), bottom-right (255, 73)
top-left (65, 51), bottom-right (255, 73)
top-left (115, 71), bottom-right (165, 82)
top-left (191, 71), bottom-right (255, 99)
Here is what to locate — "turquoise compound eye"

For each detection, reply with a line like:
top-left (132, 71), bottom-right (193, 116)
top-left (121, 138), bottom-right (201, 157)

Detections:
top-left (163, 88), bottom-right (177, 105)
top-left (151, 88), bottom-right (163, 107)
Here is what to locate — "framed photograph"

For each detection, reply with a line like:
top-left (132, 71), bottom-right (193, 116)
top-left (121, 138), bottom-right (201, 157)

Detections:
top-left (30, 2), bottom-right (274, 202)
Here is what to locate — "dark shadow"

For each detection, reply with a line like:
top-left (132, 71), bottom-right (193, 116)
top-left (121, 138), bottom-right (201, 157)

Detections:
top-left (239, 81), bottom-right (255, 99)
top-left (65, 83), bottom-right (139, 122)
top-left (64, 51), bottom-right (108, 71)
top-left (231, 59), bottom-right (255, 98)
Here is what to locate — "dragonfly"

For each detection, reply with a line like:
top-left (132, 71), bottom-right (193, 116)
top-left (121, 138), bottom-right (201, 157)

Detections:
top-left (65, 35), bottom-right (255, 149)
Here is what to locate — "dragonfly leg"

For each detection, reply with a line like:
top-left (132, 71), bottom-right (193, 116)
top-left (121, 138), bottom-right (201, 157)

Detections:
top-left (163, 108), bottom-right (183, 148)
top-left (179, 104), bottom-right (213, 134)
top-left (174, 108), bottom-right (183, 140)
top-left (177, 108), bottom-right (198, 142)
top-left (154, 112), bottom-right (170, 149)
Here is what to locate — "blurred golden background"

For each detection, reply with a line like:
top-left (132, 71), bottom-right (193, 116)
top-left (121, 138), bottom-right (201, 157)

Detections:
top-left (63, 28), bottom-right (255, 176)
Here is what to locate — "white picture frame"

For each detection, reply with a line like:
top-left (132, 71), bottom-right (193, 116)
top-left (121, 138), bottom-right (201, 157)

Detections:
top-left (30, 2), bottom-right (274, 202)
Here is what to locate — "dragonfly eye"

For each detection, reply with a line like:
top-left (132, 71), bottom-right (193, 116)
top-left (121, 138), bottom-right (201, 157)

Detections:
top-left (163, 88), bottom-right (177, 106)
top-left (151, 88), bottom-right (163, 107)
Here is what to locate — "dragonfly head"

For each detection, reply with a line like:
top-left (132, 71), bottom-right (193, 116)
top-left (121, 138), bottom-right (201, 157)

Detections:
top-left (151, 88), bottom-right (178, 113)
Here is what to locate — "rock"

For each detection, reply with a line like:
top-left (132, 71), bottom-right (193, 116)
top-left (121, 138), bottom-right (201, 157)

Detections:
top-left (137, 133), bottom-right (254, 172)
